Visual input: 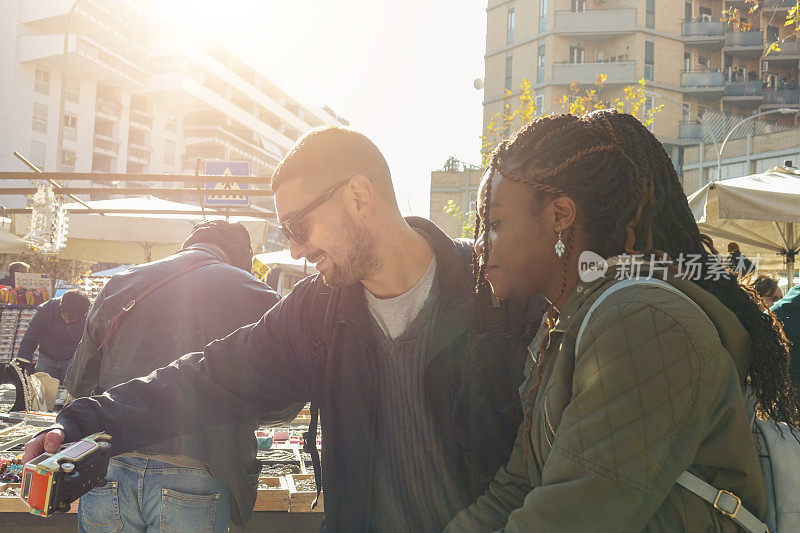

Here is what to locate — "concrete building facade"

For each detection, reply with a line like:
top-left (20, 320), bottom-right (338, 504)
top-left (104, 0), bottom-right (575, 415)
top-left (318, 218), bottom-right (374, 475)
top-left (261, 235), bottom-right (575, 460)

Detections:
top-left (483, 0), bottom-right (799, 191)
top-left (0, 0), bottom-right (347, 210)
top-left (429, 162), bottom-right (483, 239)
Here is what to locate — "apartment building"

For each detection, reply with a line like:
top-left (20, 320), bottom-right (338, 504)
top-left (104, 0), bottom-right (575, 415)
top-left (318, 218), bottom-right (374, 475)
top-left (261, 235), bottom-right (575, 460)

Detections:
top-left (0, 0), bottom-right (347, 210)
top-left (429, 161), bottom-right (483, 239)
top-left (483, 0), bottom-right (799, 189)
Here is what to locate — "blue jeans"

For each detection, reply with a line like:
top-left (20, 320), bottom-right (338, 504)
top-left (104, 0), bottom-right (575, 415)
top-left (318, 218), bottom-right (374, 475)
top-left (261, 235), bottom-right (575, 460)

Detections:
top-left (77, 456), bottom-right (231, 533)
top-left (34, 354), bottom-right (71, 383)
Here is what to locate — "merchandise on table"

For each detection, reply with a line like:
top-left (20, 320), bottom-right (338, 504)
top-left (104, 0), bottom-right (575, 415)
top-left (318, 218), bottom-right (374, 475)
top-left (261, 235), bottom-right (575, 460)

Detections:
top-left (0, 288), bottom-right (48, 307)
top-left (0, 307), bottom-right (39, 365)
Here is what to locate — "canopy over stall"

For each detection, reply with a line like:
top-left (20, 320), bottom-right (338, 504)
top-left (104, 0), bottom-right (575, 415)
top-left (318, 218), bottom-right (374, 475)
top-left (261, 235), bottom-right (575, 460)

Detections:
top-left (12, 197), bottom-right (272, 264)
top-left (687, 167), bottom-right (800, 288)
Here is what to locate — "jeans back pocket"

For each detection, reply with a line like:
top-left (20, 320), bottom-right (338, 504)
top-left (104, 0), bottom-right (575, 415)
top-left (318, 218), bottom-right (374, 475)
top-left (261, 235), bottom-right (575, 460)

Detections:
top-left (78, 481), bottom-right (122, 533)
top-left (160, 488), bottom-right (220, 533)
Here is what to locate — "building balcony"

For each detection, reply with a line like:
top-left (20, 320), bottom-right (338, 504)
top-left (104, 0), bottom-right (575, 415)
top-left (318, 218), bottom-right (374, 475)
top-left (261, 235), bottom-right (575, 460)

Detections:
top-left (553, 9), bottom-right (637, 36)
top-left (95, 97), bottom-right (122, 121)
top-left (93, 134), bottom-right (119, 157)
top-left (763, 40), bottom-right (800, 66)
top-left (723, 81), bottom-right (765, 105)
top-left (129, 108), bottom-right (154, 130)
top-left (762, 0), bottom-right (794, 11)
top-left (761, 87), bottom-right (800, 108)
top-left (21, 0), bottom-right (148, 54)
top-left (552, 61), bottom-right (636, 85)
top-left (19, 33), bottom-right (147, 88)
top-left (679, 122), bottom-right (704, 140)
top-left (682, 19), bottom-right (725, 45)
top-left (724, 31), bottom-right (764, 58)
top-left (681, 70), bottom-right (725, 97)
top-left (183, 125), bottom-right (281, 171)
top-left (127, 145), bottom-right (151, 165)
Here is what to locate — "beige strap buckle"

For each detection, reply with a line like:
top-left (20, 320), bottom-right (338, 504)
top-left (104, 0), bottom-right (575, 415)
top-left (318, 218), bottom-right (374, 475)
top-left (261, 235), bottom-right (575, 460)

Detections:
top-left (122, 300), bottom-right (136, 312)
top-left (714, 489), bottom-right (742, 519)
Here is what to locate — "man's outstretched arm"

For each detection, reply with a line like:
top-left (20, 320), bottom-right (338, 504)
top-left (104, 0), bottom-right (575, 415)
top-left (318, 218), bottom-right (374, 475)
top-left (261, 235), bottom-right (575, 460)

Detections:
top-left (25, 279), bottom-right (318, 461)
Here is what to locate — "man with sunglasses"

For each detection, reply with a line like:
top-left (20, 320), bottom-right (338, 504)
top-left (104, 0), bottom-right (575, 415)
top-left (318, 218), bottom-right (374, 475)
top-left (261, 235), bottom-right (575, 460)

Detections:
top-left (25, 127), bottom-right (539, 531)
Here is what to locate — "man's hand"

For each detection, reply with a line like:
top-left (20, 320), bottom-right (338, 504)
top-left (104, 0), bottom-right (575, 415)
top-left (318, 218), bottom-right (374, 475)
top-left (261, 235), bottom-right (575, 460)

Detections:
top-left (22, 429), bottom-right (65, 463)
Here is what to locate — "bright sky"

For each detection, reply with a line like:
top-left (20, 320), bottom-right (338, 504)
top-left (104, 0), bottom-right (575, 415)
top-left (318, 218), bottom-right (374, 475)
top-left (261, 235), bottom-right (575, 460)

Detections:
top-left (153, 0), bottom-right (488, 217)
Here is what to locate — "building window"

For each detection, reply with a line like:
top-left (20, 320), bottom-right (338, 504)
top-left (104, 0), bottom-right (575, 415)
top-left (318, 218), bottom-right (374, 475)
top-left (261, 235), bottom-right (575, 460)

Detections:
top-left (62, 150), bottom-right (76, 172)
top-left (539, 0), bottom-right (548, 33)
top-left (505, 54), bottom-right (513, 92)
top-left (537, 45), bottom-right (546, 83)
top-left (699, 6), bottom-right (712, 20)
top-left (570, 45), bottom-right (585, 64)
top-left (64, 113), bottom-right (78, 141)
top-left (32, 102), bottom-right (48, 133)
top-left (66, 76), bottom-right (80, 104)
top-left (643, 96), bottom-right (655, 129)
top-left (166, 110), bottom-right (177, 132)
top-left (30, 141), bottom-right (46, 170)
top-left (682, 102), bottom-right (692, 123)
top-left (535, 94), bottom-right (544, 116)
top-left (645, 41), bottom-right (654, 81)
top-left (646, 0), bottom-right (655, 28)
top-left (507, 7), bottom-right (515, 45)
top-left (698, 55), bottom-right (711, 69)
top-left (684, 52), bottom-right (691, 71)
top-left (34, 65), bottom-right (50, 95)
top-left (685, 2), bottom-right (692, 20)
top-left (163, 139), bottom-right (175, 165)
top-left (571, 0), bottom-right (586, 12)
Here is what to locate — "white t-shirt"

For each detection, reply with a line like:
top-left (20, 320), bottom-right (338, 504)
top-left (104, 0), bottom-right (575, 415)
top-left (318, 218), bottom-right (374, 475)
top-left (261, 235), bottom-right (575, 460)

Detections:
top-left (364, 256), bottom-right (437, 339)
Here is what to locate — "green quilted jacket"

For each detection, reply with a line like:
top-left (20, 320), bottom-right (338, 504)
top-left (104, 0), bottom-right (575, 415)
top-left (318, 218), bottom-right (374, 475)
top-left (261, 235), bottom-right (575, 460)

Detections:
top-left (448, 268), bottom-right (766, 532)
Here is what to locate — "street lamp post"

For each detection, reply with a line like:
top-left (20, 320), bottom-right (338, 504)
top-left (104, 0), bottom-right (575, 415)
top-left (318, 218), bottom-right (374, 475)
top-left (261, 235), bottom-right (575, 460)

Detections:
top-left (644, 90), bottom-right (721, 187)
top-left (716, 107), bottom-right (800, 181)
top-left (55, 1), bottom-right (80, 174)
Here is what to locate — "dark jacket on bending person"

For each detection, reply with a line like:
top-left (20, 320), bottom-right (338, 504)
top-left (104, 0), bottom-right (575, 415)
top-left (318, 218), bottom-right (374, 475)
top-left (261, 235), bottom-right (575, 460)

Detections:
top-left (64, 243), bottom-right (280, 526)
top-left (17, 297), bottom-right (85, 363)
top-left (55, 217), bottom-right (543, 531)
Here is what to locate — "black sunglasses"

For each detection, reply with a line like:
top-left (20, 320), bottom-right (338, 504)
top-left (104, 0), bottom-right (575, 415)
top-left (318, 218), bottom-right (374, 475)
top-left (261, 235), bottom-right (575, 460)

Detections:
top-left (278, 179), bottom-right (351, 244)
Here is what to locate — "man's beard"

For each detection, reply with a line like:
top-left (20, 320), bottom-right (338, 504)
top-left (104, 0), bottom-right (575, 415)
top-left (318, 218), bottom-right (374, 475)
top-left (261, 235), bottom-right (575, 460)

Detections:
top-left (322, 213), bottom-right (381, 287)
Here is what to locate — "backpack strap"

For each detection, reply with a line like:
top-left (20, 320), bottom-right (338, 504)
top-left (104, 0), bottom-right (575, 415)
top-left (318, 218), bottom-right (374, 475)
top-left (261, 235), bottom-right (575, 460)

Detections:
top-left (98, 258), bottom-right (219, 350)
top-left (304, 282), bottom-right (341, 509)
top-left (575, 277), bottom-right (767, 533)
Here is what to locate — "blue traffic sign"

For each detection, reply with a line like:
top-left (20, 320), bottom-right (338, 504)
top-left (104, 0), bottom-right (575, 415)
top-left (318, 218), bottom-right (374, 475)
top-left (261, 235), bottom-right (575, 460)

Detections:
top-left (204, 161), bottom-right (251, 206)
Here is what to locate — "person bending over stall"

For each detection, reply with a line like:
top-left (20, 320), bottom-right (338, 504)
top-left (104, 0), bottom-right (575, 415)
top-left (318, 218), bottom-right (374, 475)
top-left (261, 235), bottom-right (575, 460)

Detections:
top-left (64, 221), bottom-right (281, 533)
top-left (446, 110), bottom-right (800, 532)
top-left (24, 126), bottom-right (540, 532)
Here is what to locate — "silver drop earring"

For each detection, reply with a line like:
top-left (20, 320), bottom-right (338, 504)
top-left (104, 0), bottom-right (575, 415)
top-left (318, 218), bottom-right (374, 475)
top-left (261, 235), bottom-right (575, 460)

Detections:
top-left (555, 230), bottom-right (565, 258)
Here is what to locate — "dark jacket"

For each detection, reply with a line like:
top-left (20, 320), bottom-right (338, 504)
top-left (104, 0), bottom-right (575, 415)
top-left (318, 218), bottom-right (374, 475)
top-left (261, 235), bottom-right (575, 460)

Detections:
top-left (772, 284), bottom-right (800, 384)
top-left (63, 244), bottom-right (280, 526)
top-left (55, 217), bottom-right (539, 531)
top-left (17, 297), bottom-right (85, 363)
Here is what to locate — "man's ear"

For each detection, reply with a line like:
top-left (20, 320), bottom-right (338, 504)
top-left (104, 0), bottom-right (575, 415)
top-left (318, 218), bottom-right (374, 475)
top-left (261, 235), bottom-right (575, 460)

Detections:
top-left (348, 175), bottom-right (374, 220)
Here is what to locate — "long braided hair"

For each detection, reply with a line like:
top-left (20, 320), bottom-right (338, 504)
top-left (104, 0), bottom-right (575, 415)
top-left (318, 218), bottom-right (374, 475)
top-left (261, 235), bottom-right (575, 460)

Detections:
top-left (473, 110), bottom-right (800, 430)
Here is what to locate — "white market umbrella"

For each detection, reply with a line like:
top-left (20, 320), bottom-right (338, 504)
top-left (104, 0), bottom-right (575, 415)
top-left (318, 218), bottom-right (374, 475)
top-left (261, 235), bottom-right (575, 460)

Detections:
top-left (687, 167), bottom-right (800, 287)
top-left (13, 197), bottom-right (271, 264)
top-left (0, 216), bottom-right (27, 253)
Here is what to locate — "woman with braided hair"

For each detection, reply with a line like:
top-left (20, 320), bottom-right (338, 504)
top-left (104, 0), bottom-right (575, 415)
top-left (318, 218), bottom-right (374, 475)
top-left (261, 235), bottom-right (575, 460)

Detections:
top-left (446, 109), bottom-right (799, 532)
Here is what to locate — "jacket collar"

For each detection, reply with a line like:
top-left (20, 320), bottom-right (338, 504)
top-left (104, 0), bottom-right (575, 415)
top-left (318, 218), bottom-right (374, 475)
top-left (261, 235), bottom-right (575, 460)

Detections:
top-left (182, 243), bottom-right (231, 265)
top-left (332, 217), bottom-right (473, 356)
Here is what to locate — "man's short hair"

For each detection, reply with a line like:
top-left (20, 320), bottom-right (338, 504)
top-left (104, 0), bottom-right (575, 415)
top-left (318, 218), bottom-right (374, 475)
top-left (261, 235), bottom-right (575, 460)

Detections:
top-left (182, 220), bottom-right (254, 272)
top-left (8, 262), bottom-right (29, 276)
top-left (60, 290), bottom-right (90, 318)
top-left (271, 126), bottom-right (397, 208)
